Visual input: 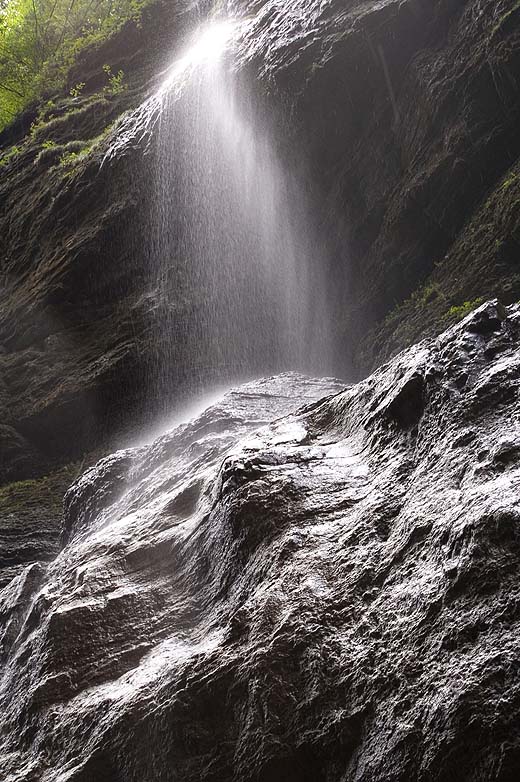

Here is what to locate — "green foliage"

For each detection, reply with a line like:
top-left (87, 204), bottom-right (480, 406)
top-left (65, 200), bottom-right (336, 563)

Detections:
top-left (0, 466), bottom-right (72, 514)
top-left (34, 136), bottom-right (87, 166)
top-left (444, 298), bottom-right (485, 322)
top-left (56, 121), bottom-right (116, 171)
top-left (501, 173), bottom-right (518, 191)
top-left (418, 282), bottom-right (441, 305)
top-left (0, 142), bottom-right (20, 165)
top-left (70, 81), bottom-right (85, 98)
top-left (28, 94), bottom-right (109, 142)
top-left (102, 63), bottom-right (126, 94)
top-left (383, 280), bottom-right (445, 332)
top-left (59, 148), bottom-right (81, 166)
top-left (59, 137), bottom-right (95, 168)
top-left (0, 0), bottom-right (151, 130)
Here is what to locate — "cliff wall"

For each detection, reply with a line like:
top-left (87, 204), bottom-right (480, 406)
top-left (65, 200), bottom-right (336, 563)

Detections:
top-left (1, 0), bottom-right (519, 483)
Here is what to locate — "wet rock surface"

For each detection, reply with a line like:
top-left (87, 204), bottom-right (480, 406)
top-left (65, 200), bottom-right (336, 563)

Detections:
top-left (1, 301), bottom-right (519, 781)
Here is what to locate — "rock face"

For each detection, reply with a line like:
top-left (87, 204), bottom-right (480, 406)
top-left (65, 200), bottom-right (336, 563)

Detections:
top-left (236, 0), bottom-right (520, 368)
top-left (0, 1), bottom-right (191, 483)
top-left (1, 0), bottom-right (520, 481)
top-left (0, 464), bottom-right (81, 590)
top-left (1, 301), bottom-right (519, 782)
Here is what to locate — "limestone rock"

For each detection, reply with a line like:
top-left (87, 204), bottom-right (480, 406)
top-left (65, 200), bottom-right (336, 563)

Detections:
top-left (1, 301), bottom-right (519, 781)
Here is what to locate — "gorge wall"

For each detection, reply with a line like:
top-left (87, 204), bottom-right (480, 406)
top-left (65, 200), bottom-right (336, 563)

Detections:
top-left (1, 4), bottom-right (520, 776)
top-left (1, 0), bottom-right (519, 484)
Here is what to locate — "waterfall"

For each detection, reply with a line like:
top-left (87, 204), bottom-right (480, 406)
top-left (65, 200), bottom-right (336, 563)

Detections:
top-left (108, 13), bottom-right (335, 426)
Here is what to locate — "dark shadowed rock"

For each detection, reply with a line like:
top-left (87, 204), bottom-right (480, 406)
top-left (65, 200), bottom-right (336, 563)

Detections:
top-left (0, 301), bottom-right (519, 781)
top-left (0, 464), bottom-right (84, 590)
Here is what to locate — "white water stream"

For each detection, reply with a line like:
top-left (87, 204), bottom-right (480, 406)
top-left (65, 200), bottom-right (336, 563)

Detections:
top-left (107, 12), bottom-right (334, 430)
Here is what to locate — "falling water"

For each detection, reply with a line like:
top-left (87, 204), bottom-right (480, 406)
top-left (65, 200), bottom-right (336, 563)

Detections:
top-left (108, 14), bottom-right (334, 424)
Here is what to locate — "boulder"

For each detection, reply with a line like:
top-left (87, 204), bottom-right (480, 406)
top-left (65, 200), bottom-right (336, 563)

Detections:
top-left (1, 301), bottom-right (519, 781)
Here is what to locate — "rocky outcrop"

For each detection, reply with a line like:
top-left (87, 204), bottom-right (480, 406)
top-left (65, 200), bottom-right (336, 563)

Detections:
top-left (1, 301), bottom-right (519, 781)
top-left (1, 0), bottom-right (519, 483)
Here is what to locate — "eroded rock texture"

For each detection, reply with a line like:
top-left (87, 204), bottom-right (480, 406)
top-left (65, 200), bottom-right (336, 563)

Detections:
top-left (1, 301), bottom-right (519, 781)
top-left (1, 0), bottom-right (519, 480)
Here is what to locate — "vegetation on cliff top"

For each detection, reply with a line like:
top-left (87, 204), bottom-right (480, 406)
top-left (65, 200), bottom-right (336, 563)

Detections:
top-left (0, 0), bottom-right (152, 129)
